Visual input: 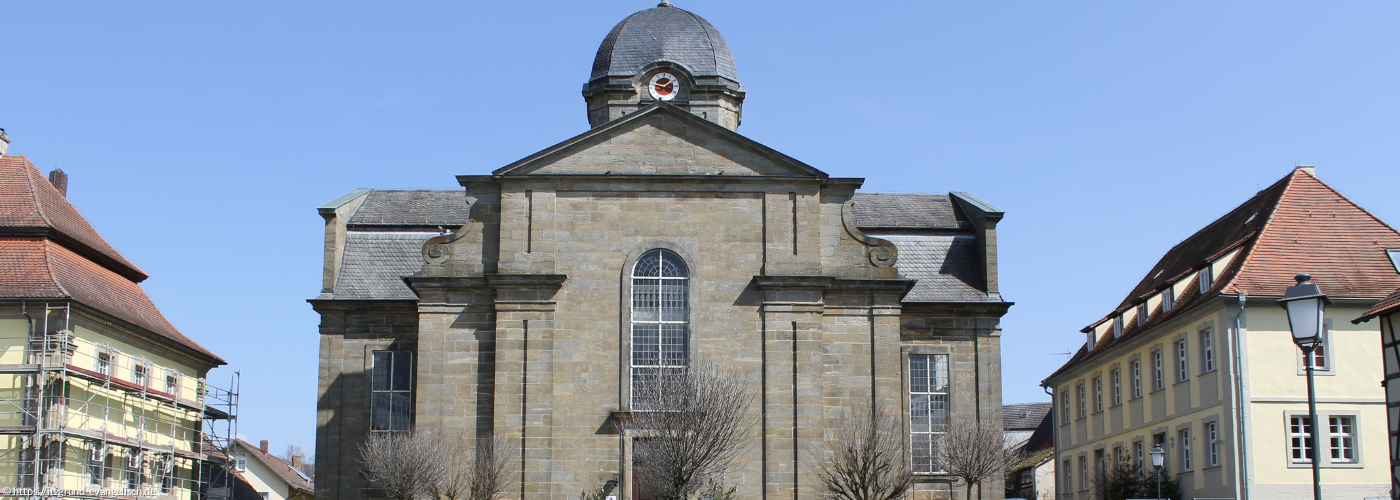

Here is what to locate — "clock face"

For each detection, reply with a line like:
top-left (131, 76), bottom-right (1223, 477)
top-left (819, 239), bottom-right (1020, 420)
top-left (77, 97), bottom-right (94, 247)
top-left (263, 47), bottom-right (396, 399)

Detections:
top-left (649, 73), bottom-right (679, 101)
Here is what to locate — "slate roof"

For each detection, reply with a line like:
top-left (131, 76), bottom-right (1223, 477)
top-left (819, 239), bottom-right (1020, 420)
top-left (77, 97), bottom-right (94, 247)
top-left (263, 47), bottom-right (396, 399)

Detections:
top-left (850, 193), bottom-right (968, 230)
top-left (323, 188), bottom-right (994, 304)
top-left (332, 232), bottom-right (437, 300)
top-left (591, 3), bottom-right (739, 82)
top-left (878, 234), bottom-right (993, 302)
top-left (1046, 168), bottom-right (1400, 384)
top-left (0, 156), bottom-right (146, 281)
top-left (1003, 402), bottom-right (1052, 431)
top-left (347, 189), bottom-right (469, 228)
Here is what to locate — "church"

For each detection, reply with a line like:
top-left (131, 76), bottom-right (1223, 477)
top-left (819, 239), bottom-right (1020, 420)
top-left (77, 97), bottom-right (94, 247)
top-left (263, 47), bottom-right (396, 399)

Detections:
top-left (310, 3), bottom-right (1012, 499)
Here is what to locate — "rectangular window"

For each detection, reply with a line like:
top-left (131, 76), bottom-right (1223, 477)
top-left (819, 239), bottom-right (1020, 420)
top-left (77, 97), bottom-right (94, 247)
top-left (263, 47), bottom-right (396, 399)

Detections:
top-left (1111, 368), bottom-right (1121, 406)
top-left (909, 354), bottom-right (949, 474)
top-left (1290, 416), bottom-right (1314, 464)
top-left (1205, 422), bottom-right (1219, 467)
top-left (235, 458), bottom-right (247, 471)
top-left (1329, 416), bottom-right (1357, 463)
top-left (1113, 316), bottom-right (1124, 338)
top-left (1199, 267), bottom-right (1213, 293)
top-left (1163, 287), bottom-right (1175, 312)
top-left (1131, 360), bottom-right (1142, 398)
top-left (88, 443), bottom-right (104, 486)
top-left (1137, 303), bottom-right (1148, 326)
top-left (1093, 449), bottom-right (1104, 483)
top-left (1060, 390), bottom-right (1070, 424)
top-left (1078, 456), bottom-right (1088, 491)
top-left (160, 460), bottom-right (174, 494)
top-left (1062, 460), bottom-right (1072, 493)
top-left (126, 451), bottom-right (143, 489)
top-left (96, 352), bottom-right (111, 376)
top-left (132, 363), bottom-right (147, 387)
top-left (1201, 329), bottom-right (1215, 373)
top-left (1152, 351), bottom-right (1164, 390)
top-left (1176, 341), bottom-right (1188, 382)
top-left (1134, 441), bottom-right (1144, 468)
top-left (1093, 377), bottom-right (1103, 413)
top-left (370, 351), bottom-right (413, 433)
top-left (1298, 323), bottom-right (1331, 371)
top-left (1179, 428), bottom-right (1192, 471)
top-left (165, 373), bottom-right (178, 396)
top-left (1076, 383), bottom-right (1086, 418)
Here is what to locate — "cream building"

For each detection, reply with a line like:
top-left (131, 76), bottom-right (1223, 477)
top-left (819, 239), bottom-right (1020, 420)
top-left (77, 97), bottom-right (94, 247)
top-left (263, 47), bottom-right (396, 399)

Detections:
top-left (0, 152), bottom-right (229, 498)
top-left (1042, 167), bottom-right (1400, 500)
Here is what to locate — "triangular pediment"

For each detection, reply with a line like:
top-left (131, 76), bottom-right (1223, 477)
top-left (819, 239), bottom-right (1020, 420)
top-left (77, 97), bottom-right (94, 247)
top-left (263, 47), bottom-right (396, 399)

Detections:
top-left (493, 103), bottom-right (827, 178)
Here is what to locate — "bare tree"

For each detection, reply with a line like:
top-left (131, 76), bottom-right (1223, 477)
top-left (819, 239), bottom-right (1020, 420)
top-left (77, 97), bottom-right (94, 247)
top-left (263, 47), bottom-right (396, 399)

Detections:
top-left (284, 444), bottom-right (315, 479)
top-left (622, 363), bottom-right (756, 500)
top-left (815, 403), bottom-right (914, 500)
top-left (933, 420), bottom-right (1022, 500)
top-left (360, 432), bottom-right (440, 500)
top-left (428, 435), bottom-right (520, 500)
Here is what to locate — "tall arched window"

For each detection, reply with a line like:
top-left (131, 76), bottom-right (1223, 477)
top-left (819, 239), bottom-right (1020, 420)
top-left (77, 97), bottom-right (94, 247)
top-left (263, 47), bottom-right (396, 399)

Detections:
top-left (631, 249), bottom-right (689, 408)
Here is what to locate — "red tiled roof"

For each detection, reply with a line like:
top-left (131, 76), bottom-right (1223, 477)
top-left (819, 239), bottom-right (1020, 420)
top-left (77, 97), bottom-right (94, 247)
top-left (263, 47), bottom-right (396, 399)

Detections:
top-left (0, 156), bottom-right (146, 282)
top-left (1355, 287), bottom-right (1400, 323)
top-left (0, 237), bottom-right (221, 361)
top-left (1046, 168), bottom-right (1400, 385)
top-left (236, 439), bottom-right (314, 495)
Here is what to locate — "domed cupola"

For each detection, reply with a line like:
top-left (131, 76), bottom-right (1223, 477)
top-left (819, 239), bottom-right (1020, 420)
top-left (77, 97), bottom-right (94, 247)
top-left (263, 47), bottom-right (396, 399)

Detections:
top-left (583, 1), bottom-right (745, 130)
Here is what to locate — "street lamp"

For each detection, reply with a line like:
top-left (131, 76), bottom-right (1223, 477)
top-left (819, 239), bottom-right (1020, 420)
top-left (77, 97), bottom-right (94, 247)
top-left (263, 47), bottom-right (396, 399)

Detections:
top-left (1279, 273), bottom-right (1330, 500)
top-left (1149, 444), bottom-right (1165, 500)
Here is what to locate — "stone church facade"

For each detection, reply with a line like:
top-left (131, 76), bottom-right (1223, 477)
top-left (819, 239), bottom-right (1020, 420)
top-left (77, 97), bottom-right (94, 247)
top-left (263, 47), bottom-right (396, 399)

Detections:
top-left (310, 3), bottom-right (1012, 499)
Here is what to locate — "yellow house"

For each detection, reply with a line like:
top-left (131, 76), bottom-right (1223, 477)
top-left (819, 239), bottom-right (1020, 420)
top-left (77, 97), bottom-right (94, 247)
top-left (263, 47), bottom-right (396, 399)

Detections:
top-left (1042, 167), bottom-right (1400, 500)
top-left (0, 154), bottom-right (227, 498)
top-left (223, 439), bottom-right (313, 500)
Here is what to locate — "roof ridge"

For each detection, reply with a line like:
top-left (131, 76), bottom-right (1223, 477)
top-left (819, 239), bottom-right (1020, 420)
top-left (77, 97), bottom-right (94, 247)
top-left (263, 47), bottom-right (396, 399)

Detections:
top-left (20, 160), bottom-right (51, 229)
top-left (40, 240), bottom-right (70, 297)
top-left (1224, 170), bottom-right (1300, 295)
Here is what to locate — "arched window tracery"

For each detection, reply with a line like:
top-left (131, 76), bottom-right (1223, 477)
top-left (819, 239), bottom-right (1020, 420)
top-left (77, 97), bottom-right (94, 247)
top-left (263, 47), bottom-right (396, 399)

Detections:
top-left (630, 249), bottom-right (689, 408)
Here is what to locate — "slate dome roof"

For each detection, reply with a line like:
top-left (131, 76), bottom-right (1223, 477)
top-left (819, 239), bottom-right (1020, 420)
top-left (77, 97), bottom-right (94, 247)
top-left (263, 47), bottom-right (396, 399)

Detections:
top-left (590, 2), bottom-right (739, 82)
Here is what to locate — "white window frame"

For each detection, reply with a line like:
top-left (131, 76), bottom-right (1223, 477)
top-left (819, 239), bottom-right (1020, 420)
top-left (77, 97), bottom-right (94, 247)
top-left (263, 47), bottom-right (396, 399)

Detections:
top-left (1136, 303), bottom-right (1148, 326)
top-left (1113, 316), bottom-right (1124, 338)
top-left (88, 442), bottom-right (105, 486)
top-left (96, 351), bottom-right (111, 377)
top-left (1134, 441), bottom-right (1144, 468)
top-left (1163, 286), bottom-right (1175, 312)
top-left (1076, 382), bottom-right (1086, 419)
top-left (1131, 360), bottom-right (1142, 398)
top-left (1175, 341), bottom-right (1189, 382)
top-left (1201, 328), bottom-right (1215, 373)
top-left (1060, 389), bottom-right (1071, 424)
top-left (1289, 415), bottom-right (1315, 465)
top-left (1387, 248), bottom-right (1400, 273)
top-left (1328, 415), bottom-right (1357, 464)
top-left (1152, 351), bottom-right (1164, 391)
top-left (1179, 428), bottom-right (1192, 471)
top-left (908, 353), bottom-right (949, 474)
top-left (1284, 410), bottom-right (1365, 468)
top-left (1078, 455), bottom-right (1088, 491)
top-left (132, 362), bottom-right (148, 387)
top-left (235, 458), bottom-right (247, 472)
top-left (1062, 459), bottom-right (1072, 494)
top-left (1110, 368), bottom-right (1121, 406)
top-left (1199, 266), bottom-right (1213, 293)
top-left (1093, 377), bottom-right (1103, 413)
top-left (165, 372), bottom-right (179, 396)
top-left (1205, 421), bottom-right (1220, 467)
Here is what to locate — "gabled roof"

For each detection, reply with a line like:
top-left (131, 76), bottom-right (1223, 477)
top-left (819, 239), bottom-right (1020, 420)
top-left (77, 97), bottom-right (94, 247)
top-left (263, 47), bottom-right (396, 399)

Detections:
top-left (235, 439), bottom-right (313, 496)
top-left (0, 156), bottom-right (146, 281)
top-left (1046, 168), bottom-right (1400, 385)
top-left (0, 238), bottom-right (221, 361)
top-left (489, 102), bottom-right (828, 179)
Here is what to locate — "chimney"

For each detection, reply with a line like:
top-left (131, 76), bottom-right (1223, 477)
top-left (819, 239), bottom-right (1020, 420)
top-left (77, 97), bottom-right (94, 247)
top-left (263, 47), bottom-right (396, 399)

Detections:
top-left (0, 128), bottom-right (9, 156)
top-left (260, 440), bottom-right (269, 454)
top-left (292, 455), bottom-right (302, 468)
top-left (48, 169), bottom-right (68, 197)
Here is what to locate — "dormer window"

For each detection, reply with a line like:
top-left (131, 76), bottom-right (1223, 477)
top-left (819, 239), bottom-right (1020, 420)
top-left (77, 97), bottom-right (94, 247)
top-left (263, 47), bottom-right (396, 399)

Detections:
top-left (1112, 316), bottom-right (1124, 338)
top-left (1136, 303), bottom-right (1148, 326)
top-left (1163, 287), bottom-right (1174, 312)
top-left (1388, 249), bottom-right (1400, 273)
top-left (1198, 266), bottom-right (1213, 293)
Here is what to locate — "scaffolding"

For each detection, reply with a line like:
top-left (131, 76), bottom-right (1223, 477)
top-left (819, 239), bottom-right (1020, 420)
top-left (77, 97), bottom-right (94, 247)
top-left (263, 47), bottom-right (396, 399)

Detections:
top-left (0, 300), bottom-right (237, 499)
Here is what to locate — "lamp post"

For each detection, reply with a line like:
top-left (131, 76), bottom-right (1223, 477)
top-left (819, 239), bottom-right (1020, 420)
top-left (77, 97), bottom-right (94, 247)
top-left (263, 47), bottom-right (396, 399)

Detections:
top-left (1279, 273), bottom-right (1330, 500)
top-left (1150, 444), bottom-right (1165, 500)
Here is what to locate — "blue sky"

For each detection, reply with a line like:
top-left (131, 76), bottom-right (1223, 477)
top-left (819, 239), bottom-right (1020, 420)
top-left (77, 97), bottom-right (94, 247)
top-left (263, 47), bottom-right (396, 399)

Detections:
top-left (4, 1), bottom-right (1397, 455)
